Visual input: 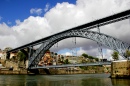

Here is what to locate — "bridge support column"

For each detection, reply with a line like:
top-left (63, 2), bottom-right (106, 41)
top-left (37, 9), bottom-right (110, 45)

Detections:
top-left (27, 46), bottom-right (34, 69)
top-left (97, 25), bottom-right (103, 61)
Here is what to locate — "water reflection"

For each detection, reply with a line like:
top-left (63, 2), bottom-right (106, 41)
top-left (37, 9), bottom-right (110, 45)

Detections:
top-left (0, 75), bottom-right (25, 86)
top-left (24, 74), bottom-right (112, 86)
top-left (81, 78), bottom-right (112, 86)
top-left (111, 79), bottom-right (130, 86)
top-left (0, 74), bottom-right (130, 86)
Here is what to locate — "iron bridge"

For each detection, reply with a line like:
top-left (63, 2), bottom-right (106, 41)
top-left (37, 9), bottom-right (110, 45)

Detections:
top-left (7, 9), bottom-right (130, 69)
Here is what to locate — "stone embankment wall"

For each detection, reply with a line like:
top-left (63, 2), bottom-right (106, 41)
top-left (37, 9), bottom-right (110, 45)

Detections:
top-left (0, 59), bottom-right (6, 66)
top-left (39, 67), bottom-right (105, 75)
top-left (0, 68), bottom-right (104, 75)
top-left (0, 60), bottom-right (27, 75)
top-left (0, 70), bottom-right (27, 75)
top-left (5, 60), bottom-right (19, 70)
top-left (111, 60), bottom-right (130, 78)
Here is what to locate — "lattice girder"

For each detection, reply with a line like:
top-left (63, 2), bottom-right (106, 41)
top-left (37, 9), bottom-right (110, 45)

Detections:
top-left (28, 29), bottom-right (130, 68)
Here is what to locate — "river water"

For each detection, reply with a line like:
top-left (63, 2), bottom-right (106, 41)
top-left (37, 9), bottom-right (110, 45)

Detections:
top-left (0, 74), bottom-right (130, 86)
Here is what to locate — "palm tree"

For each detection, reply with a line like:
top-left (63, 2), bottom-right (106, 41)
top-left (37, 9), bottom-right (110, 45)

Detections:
top-left (125, 49), bottom-right (130, 60)
top-left (112, 51), bottom-right (119, 61)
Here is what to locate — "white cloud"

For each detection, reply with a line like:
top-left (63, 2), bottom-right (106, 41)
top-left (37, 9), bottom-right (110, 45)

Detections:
top-left (44, 3), bottom-right (50, 12)
top-left (102, 49), bottom-right (113, 60)
top-left (30, 8), bottom-right (42, 15)
top-left (65, 52), bottom-right (72, 56)
top-left (77, 47), bottom-right (86, 56)
top-left (77, 47), bottom-right (99, 57)
top-left (0, 23), bottom-right (13, 36)
top-left (0, 0), bottom-right (130, 60)
top-left (12, 16), bottom-right (51, 46)
top-left (15, 19), bottom-right (21, 25)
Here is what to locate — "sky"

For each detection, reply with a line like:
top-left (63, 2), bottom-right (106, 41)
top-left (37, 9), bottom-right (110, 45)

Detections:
top-left (0, 0), bottom-right (130, 60)
top-left (0, 0), bottom-right (76, 25)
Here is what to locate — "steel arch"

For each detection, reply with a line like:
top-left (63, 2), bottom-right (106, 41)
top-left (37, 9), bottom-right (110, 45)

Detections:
top-left (28, 29), bottom-right (130, 68)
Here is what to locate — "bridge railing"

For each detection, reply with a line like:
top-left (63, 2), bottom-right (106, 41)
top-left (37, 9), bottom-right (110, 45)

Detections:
top-left (30, 62), bottom-right (111, 69)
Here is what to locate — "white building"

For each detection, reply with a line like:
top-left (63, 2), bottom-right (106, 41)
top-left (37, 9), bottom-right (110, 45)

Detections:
top-left (0, 52), bottom-right (2, 59)
top-left (0, 51), bottom-right (6, 59)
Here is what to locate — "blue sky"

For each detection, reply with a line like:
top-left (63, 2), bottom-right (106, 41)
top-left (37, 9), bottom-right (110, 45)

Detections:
top-left (0, 0), bottom-right (76, 26)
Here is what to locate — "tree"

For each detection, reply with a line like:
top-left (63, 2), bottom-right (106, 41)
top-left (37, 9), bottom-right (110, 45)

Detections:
top-left (88, 56), bottom-right (94, 59)
top-left (95, 58), bottom-right (99, 61)
top-left (112, 51), bottom-right (119, 61)
top-left (17, 51), bottom-right (26, 62)
top-left (125, 49), bottom-right (130, 60)
top-left (61, 55), bottom-right (64, 61)
top-left (4, 47), bottom-right (12, 52)
top-left (55, 53), bottom-right (58, 55)
top-left (82, 53), bottom-right (88, 58)
top-left (64, 59), bottom-right (69, 64)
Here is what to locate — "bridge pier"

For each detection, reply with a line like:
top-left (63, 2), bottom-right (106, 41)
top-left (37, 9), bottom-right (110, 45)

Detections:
top-left (111, 60), bottom-right (130, 78)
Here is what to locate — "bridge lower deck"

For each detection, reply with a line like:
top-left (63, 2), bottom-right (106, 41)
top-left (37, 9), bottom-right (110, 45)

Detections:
top-left (30, 62), bottom-right (111, 69)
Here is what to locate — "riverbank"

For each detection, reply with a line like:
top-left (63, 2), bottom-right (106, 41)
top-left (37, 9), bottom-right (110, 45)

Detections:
top-left (0, 69), bottom-right (27, 75)
top-left (0, 68), bottom-right (107, 75)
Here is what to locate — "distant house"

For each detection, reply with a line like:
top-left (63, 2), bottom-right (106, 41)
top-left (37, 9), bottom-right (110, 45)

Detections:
top-left (38, 50), bottom-right (53, 66)
top-left (0, 51), bottom-right (2, 59)
top-left (0, 51), bottom-right (6, 60)
top-left (9, 51), bottom-right (18, 59)
top-left (0, 47), bottom-right (12, 60)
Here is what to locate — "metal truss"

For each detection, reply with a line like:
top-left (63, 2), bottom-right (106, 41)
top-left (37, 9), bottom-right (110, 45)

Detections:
top-left (28, 29), bottom-right (130, 68)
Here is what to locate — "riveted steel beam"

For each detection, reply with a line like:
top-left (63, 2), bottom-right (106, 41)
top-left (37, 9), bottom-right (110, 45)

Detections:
top-left (28, 30), bottom-right (130, 68)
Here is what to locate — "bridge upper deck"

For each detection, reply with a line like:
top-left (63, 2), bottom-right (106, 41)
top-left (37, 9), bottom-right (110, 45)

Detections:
top-left (8, 9), bottom-right (130, 53)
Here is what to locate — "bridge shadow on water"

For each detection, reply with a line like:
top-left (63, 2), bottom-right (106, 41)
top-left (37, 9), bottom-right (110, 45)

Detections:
top-left (28, 69), bottom-right (51, 75)
top-left (43, 69), bottom-right (51, 75)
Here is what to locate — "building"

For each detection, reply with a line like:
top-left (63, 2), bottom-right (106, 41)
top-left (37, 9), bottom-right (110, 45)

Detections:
top-left (38, 50), bottom-right (53, 66)
top-left (0, 47), bottom-right (13, 60)
top-left (9, 51), bottom-right (18, 59)
top-left (0, 51), bottom-right (6, 60)
top-left (111, 60), bottom-right (130, 78)
top-left (0, 51), bottom-right (2, 59)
